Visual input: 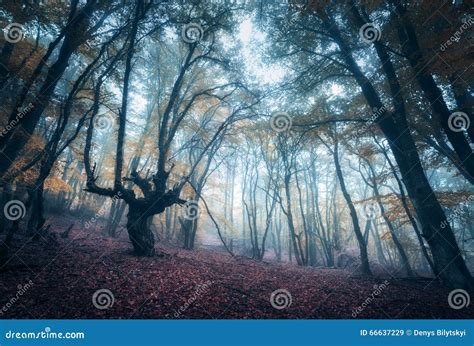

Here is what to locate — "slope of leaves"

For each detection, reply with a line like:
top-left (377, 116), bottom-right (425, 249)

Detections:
top-left (0, 217), bottom-right (472, 319)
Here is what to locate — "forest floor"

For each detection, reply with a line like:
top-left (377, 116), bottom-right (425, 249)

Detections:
top-left (0, 216), bottom-right (472, 319)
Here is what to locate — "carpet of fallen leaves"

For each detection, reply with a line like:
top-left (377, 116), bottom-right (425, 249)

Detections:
top-left (0, 218), bottom-right (472, 319)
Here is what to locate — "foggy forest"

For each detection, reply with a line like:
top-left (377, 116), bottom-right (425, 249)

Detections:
top-left (0, 0), bottom-right (473, 319)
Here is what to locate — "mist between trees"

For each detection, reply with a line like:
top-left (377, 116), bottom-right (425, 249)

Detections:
top-left (0, 0), bottom-right (472, 306)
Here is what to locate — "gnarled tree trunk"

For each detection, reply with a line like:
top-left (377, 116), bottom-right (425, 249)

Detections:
top-left (127, 205), bottom-right (155, 256)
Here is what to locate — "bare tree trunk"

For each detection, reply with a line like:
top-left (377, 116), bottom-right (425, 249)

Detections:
top-left (283, 174), bottom-right (304, 266)
top-left (361, 159), bottom-right (414, 277)
top-left (369, 221), bottom-right (388, 266)
top-left (332, 141), bottom-right (371, 275)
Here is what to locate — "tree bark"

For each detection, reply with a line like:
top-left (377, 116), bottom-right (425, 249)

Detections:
top-left (394, 3), bottom-right (474, 181)
top-left (0, 1), bottom-right (98, 177)
top-left (127, 204), bottom-right (155, 256)
top-left (332, 141), bottom-right (372, 275)
top-left (320, 11), bottom-right (472, 289)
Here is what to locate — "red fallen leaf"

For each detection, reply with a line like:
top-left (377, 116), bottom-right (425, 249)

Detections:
top-left (0, 216), bottom-right (472, 319)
